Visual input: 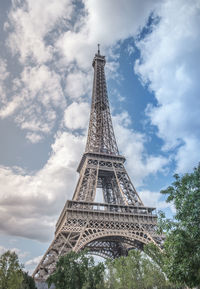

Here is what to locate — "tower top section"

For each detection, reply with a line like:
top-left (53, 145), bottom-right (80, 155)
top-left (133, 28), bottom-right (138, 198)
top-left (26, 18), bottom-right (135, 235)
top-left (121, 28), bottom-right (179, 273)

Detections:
top-left (92, 44), bottom-right (106, 67)
top-left (85, 47), bottom-right (119, 155)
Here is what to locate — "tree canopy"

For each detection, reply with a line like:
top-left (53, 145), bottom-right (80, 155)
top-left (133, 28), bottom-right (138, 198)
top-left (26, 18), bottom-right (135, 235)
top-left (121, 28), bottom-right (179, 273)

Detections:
top-left (47, 248), bottom-right (176, 289)
top-left (22, 271), bottom-right (37, 289)
top-left (47, 250), bottom-right (105, 289)
top-left (0, 250), bottom-right (36, 289)
top-left (0, 250), bottom-right (23, 289)
top-left (105, 249), bottom-right (174, 289)
top-left (159, 163), bottom-right (200, 287)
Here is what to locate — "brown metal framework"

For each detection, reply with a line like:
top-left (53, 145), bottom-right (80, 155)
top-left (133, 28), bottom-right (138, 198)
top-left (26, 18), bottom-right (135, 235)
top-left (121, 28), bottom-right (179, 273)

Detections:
top-left (33, 48), bottom-right (161, 282)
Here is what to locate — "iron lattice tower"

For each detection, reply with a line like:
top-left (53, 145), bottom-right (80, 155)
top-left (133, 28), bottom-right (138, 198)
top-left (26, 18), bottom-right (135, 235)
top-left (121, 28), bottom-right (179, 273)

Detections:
top-left (33, 47), bottom-right (161, 282)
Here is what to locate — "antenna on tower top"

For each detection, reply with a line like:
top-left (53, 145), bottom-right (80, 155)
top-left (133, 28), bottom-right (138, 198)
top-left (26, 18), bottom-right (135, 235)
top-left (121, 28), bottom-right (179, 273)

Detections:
top-left (97, 44), bottom-right (100, 55)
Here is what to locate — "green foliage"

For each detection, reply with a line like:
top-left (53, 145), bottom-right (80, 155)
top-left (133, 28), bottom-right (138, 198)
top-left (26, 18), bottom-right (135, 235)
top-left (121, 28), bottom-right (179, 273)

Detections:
top-left (160, 163), bottom-right (200, 287)
top-left (0, 250), bottom-right (23, 289)
top-left (47, 250), bottom-right (105, 289)
top-left (144, 242), bottom-right (165, 271)
top-left (105, 249), bottom-right (172, 289)
top-left (22, 271), bottom-right (37, 289)
top-left (0, 250), bottom-right (37, 289)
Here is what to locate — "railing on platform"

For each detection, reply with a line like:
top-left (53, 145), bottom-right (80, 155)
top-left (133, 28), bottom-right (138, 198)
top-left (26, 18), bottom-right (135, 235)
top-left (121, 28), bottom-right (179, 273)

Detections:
top-left (56, 200), bottom-right (156, 229)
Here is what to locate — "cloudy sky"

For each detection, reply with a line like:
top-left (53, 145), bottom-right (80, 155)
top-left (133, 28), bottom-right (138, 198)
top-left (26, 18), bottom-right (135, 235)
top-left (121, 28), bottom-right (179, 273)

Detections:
top-left (0, 0), bottom-right (200, 273)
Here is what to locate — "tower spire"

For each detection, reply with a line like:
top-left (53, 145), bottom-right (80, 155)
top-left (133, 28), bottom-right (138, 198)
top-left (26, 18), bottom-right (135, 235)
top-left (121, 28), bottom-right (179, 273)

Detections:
top-left (86, 48), bottom-right (119, 155)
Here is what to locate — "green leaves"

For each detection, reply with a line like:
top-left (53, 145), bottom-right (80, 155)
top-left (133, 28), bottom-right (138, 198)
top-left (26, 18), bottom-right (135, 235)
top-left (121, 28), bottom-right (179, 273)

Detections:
top-left (0, 251), bottom-right (23, 289)
top-left (163, 229), bottom-right (200, 287)
top-left (160, 163), bottom-right (200, 287)
top-left (105, 249), bottom-right (172, 289)
top-left (0, 251), bottom-right (37, 289)
top-left (21, 272), bottom-right (37, 289)
top-left (47, 250), bottom-right (105, 289)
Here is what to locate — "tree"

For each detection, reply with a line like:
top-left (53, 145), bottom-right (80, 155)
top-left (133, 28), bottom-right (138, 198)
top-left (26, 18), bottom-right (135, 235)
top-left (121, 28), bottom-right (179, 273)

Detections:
top-left (22, 272), bottom-right (37, 289)
top-left (47, 250), bottom-right (105, 289)
top-left (105, 249), bottom-right (172, 289)
top-left (0, 250), bottom-right (23, 289)
top-left (159, 163), bottom-right (200, 288)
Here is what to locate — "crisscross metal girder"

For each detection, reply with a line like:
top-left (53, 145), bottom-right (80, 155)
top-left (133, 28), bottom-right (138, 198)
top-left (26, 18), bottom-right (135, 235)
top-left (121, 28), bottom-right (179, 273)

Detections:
top-left (73, 153), bottom-right (143, 206)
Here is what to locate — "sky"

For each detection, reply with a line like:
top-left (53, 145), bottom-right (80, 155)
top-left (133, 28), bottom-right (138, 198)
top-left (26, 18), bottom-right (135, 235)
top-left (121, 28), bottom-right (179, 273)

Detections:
top-left (0, 0), bottom-right (200, 274)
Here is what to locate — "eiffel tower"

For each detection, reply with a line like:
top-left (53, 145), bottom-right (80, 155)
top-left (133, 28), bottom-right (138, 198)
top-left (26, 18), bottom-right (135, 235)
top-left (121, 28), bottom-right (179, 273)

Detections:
top-left (33, 45), bottom-right (160, 282)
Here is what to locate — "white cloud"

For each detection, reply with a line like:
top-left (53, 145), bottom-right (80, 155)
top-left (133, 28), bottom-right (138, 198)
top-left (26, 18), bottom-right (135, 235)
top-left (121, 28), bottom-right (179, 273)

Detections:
top-left (127, 43), bottom-right (135, 56)
top-left (26, 132), bottom-right (43, 143)
top-left (0, 59), bottom-right (9, 103)
top-left (25, 255), bottom-right (42, 267)
top-left (56, 0), bottom-right (160, 69)
top-left (1, 0), bottom-right (74, 140)
top-left (65, 70), bottom-right (92, 100)
top-left (25, 255), bottom-right (43, 274)
top-left (20, 64), bottom-right (65, 110)
top-left (0, 132), bottom-right (85, 241)
top-left (113, 112), bottom-right (168, 186)
top-left (84, 0), bottom-right (154, 43)
top-left (0, 59), bottom-right (9, 82)
top-left (64, 102), bottom-right (90, 130)
top-left (0, 96), bottom-right (21, 118)
top-left (0, 245), bottom-right (29, 259)
top-left (139, 190), bottom-right (169, 211)
top-left (2, 0), bottom-right (162, 146)
top-left (0, 64), bottom-right (66, 139)
top-left (175, 137), bottom-right (200, 173)
top-left (6, 0), bottom-right (74, 64)
top-left (135, 0), bottom-right (200, 173)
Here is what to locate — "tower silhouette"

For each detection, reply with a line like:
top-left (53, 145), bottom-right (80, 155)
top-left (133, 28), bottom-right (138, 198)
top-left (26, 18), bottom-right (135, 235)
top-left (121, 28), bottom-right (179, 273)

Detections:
top-left (33, 47), bottom-right (160, 282)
